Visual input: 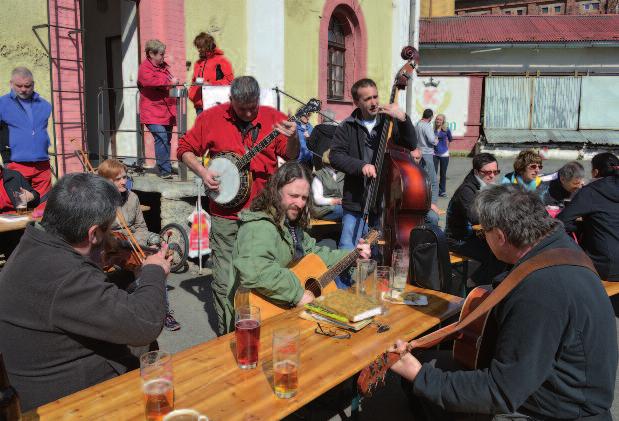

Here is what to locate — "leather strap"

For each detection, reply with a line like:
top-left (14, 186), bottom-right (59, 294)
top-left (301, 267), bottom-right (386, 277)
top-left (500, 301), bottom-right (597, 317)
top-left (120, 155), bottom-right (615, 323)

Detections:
top-left (408, 248), bottom-right (598, 351)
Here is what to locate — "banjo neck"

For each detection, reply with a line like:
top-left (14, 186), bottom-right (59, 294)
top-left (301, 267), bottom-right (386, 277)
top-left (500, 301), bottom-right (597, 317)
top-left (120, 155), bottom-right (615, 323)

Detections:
top-left (236, 115), bottom-right (297, 170)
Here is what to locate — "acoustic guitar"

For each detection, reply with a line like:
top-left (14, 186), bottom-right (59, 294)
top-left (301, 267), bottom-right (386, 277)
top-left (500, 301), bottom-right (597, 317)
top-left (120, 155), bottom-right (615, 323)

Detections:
top-left (236, 230), bottom-right (381, 320)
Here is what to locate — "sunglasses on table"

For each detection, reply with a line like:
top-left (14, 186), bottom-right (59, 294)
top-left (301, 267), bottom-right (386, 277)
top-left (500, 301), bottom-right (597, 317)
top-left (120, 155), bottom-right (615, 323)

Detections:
top-left (314, 323), bottom-right (351, 340)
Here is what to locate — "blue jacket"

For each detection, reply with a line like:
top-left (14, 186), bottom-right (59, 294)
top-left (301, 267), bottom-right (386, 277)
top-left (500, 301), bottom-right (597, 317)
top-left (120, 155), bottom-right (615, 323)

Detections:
top-left (0, 91), bottom-right (51, 162)
top-left (433, 128), bottom-right (452, 155)
top-left (296, 122), bottom-right (313, 164)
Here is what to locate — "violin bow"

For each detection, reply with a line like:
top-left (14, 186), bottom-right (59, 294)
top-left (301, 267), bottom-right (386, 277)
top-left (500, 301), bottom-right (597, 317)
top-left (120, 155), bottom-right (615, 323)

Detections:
top-left (69, 138), bottom-right (146, 261)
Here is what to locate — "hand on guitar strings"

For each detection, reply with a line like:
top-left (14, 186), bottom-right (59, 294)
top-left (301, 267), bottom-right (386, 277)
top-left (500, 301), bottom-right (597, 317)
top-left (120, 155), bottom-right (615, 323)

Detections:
top-left (356, 239), bottom-right (372, 259)
top-left (388, 339), bottom-right (422, 381)
top-left (274, 120), bottom-right (297, 138)
top-left (144, 243), bottom-right (173, 276)
top-left (362, 164), bottom-right (377, 178)
top-left (297, 290), bottom-right (316, 307)
top-left (378, 103), bottom-right (406, 122)
top-left (202, 167), bottom-right (221, 191)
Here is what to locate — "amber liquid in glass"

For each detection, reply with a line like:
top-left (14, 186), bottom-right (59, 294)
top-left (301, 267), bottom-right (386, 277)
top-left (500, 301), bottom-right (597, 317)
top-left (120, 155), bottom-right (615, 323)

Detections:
top-left (15, 206), bottom-right (27, 216)
top-left (143, 379), bottom-right (174, 421)
top-left (274, 360), bottom-right (298, 398)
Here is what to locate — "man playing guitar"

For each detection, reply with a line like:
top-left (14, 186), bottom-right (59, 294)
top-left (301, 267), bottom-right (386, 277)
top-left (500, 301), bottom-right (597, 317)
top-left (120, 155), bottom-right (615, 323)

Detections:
top-left (232, 162), bottom-right (370, 309)
top-left (178, 76), bottom-right (300, 335)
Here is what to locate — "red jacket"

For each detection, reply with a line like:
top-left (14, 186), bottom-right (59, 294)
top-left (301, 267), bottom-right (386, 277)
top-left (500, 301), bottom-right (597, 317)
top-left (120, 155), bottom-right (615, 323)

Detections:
top-left (137, 58), bottom-right (177, 125)
top-left (177, 103), bottom-right (289, 219)
top-left (188, 48), bottom-right (234, 110)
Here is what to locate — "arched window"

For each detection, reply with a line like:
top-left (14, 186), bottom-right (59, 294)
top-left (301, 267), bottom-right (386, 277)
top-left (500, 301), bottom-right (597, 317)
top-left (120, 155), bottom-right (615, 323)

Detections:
top-left (328, 16), bottom-right (346, 100)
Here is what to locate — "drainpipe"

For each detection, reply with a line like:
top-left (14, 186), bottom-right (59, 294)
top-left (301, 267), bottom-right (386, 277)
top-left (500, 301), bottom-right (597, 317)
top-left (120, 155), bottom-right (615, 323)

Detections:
top-left (406, 0), bottom-right (421, 117)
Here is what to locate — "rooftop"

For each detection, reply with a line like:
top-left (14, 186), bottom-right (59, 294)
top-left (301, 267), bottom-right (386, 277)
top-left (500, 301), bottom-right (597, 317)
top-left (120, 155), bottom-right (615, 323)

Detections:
top-left (420, 15), bottom-right (619, 44)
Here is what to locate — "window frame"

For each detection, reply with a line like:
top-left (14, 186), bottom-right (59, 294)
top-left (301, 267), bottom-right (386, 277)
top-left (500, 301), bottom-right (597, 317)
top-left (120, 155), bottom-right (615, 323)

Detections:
top-left (327, 16), bottom-right (347, 101)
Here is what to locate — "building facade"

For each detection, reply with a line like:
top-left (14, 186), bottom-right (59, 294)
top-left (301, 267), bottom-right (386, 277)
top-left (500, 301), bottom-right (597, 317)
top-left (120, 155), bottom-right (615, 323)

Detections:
top-left (456, 0), bottom-right (618, 15)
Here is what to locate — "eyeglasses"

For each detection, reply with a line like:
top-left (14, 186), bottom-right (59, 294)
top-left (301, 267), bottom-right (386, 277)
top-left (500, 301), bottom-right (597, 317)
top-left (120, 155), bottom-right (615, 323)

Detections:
top-left (478, 169), bottom-right (501, 177)
top-left (314, 323), bottom-right (351, 340)
top-left (527, 164), bottom-right (543, 170)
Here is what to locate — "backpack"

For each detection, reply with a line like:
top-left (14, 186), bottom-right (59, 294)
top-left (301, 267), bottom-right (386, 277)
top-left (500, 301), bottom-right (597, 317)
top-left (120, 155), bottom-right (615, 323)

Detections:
top-left (409, 224), bottom-right (459, 295)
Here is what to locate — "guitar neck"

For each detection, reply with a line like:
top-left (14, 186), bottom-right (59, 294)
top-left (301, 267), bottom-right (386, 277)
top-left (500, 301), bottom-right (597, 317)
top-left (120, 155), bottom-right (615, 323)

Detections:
top-left (318, 248), bottom-right (361, 289)
top-left (237, 114), bottom-right (298, 169)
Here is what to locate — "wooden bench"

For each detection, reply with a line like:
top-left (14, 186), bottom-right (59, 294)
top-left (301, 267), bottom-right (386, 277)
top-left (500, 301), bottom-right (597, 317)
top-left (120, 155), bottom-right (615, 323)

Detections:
top-left (309, 218), bottom-right (339, 226)
top-left (603, 281), bottom-right (619, 297)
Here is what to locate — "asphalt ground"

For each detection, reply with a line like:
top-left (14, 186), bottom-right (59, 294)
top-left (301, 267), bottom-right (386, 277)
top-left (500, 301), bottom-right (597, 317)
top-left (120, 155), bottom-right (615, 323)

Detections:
top-left (156, 156), bottom-right (618, 420)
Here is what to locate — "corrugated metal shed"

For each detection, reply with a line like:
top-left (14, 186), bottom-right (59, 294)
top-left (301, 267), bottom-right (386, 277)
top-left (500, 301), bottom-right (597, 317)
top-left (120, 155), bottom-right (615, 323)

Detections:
top-left (420, 16), bottom-right (619, 44)
top-left (484, 129), bottom-right (619, 145)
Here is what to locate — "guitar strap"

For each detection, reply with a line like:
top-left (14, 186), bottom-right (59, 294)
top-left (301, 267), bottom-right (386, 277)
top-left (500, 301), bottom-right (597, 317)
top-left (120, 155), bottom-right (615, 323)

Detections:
top-left (407, 247), bottom-right (598, 351)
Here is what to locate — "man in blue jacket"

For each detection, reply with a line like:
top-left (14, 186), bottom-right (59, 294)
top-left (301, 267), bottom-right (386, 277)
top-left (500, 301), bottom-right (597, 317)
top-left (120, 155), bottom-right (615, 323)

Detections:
top-left (0, 67), bottom-right (52, 201)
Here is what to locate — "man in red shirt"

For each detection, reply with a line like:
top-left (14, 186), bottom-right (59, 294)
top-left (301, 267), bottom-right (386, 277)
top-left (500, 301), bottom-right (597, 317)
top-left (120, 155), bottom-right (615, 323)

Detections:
top-left (178, 76), bottom-right (299, 334)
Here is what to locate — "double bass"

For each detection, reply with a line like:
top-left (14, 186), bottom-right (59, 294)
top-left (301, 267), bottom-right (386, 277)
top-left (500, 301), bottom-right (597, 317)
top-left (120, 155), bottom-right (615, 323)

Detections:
top-left (364, 46), bottom-right (431, 264)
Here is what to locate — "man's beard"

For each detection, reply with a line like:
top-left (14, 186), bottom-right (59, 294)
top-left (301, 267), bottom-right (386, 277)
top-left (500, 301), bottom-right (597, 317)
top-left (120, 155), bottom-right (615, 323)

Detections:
top-left (286, 205), bottom-right (302, 223)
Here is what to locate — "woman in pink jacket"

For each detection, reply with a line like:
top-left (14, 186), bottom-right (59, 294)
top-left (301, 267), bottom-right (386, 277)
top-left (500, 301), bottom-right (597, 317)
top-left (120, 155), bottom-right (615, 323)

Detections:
top-left (138, 39), bottom-right (178, 179)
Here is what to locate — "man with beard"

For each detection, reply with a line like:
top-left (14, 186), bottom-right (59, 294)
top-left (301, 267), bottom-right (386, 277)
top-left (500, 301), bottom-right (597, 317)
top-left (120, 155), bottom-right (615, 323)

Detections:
top-left (232, 162), bottom-right (370, 308)
top-left (0, 173), bottom-right (171, 411)
top-left (0, 67), bottom-right (52, 200)
top-left (178, 76), bottom-right (300, 334)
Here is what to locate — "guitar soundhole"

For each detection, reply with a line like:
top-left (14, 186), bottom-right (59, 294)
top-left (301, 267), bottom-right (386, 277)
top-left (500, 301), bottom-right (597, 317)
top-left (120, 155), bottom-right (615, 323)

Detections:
top-left (305, 278), bottom-right (322, 298)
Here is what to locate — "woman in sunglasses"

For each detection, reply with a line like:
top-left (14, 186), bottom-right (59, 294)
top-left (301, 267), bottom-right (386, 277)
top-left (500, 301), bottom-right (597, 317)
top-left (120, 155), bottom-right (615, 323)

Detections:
top-left (501, 149), bottom-right (544, 191)
top-left (445, 153), bottom-right (506, 287)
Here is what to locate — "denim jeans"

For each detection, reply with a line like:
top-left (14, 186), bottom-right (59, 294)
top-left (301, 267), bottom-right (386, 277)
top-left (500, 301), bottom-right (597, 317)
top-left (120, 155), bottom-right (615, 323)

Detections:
top-left (322, 205), bottom-right (343, 221)
top-left (146, 124), bottom-right (173, 176)
top-left (423, 153), bottom-right (439, 204)
top-left (433, 155), bottom-right (449, 195)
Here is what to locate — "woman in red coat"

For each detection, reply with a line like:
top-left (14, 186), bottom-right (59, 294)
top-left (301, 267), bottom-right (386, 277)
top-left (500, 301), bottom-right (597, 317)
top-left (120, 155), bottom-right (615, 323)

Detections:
top-left (187, 32), bottom-right (234, 115)
top-left (138, 39), bottom-right (178, 179)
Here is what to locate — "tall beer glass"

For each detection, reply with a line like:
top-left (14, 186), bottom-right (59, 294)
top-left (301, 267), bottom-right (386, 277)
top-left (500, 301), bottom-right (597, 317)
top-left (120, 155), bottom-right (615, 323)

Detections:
top-left (140, 351), bottom-right (174, 421)
top-left (235, 305), bottom-right (261, 369)
top-left (272, 328), bottom-right (300, 399)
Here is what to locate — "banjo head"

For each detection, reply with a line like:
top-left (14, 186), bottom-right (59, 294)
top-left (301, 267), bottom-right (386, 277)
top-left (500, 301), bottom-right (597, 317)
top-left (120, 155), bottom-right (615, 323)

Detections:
top-left (208, 156), bottom-right (242, 205)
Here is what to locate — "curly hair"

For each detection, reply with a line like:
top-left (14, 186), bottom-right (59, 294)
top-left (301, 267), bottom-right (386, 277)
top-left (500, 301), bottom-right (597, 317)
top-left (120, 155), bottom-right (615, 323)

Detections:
top-left (513, 149), bottom-right (542, 176)
top-left (250, 161), bottom-right (313, 230)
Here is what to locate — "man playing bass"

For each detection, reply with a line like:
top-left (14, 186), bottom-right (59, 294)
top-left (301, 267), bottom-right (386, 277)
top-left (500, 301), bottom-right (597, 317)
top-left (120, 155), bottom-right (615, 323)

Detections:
top-left (178, 76), bottom-right (300, 335)
top-left (329, 78), bottom-right (416, 286)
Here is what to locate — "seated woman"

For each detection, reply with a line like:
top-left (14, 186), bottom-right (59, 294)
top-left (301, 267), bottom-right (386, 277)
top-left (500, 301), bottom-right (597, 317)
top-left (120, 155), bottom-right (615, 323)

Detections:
top-left (98, 159), bottom-right (181, 331)
top-left (310, 150), bottom-right (344, 221)
top-left (558, 152), bottom-right (619, 282)
top-left (501, 149), bottom-right (544, 191)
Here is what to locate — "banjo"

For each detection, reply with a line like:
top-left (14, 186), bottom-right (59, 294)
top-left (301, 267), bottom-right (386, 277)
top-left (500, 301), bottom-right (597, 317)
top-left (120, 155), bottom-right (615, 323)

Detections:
top-left (207, 98), bottom-right (322, 208)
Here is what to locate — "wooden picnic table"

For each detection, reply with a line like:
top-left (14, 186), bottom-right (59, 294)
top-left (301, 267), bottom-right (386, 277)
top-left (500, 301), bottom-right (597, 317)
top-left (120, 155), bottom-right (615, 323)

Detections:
top-left (0, 213), bottom-right (39, 234)
top-left (24, 286), bottom-right (463, 421)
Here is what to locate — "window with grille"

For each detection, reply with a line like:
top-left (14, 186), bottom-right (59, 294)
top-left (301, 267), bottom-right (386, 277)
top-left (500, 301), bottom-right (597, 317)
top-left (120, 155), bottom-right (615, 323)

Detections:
top-left (328, 17), bottom-right (346, 100)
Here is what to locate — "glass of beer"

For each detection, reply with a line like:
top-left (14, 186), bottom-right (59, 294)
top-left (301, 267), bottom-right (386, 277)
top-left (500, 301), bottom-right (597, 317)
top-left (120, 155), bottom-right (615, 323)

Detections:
top-left (235, 305), bottom-right (261, 369)
top-left (272, 328), bottom-right (300, 399)
top-left (13, 191), bottom-right (28, 215)
top-left (391, 249), bottom-right (409, 291)
top-left (140, 351), bottom-right (174, 421)
top-left (355, 259), bottom-right (377, 298)
top-left (376, 266), bottom-right (393, 313)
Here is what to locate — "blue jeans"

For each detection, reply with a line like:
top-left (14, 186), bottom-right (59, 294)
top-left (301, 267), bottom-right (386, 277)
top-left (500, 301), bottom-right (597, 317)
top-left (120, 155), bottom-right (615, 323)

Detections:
top-left (336, 209), bottom-right (379, 288)
top-left (433, 155), bottom-right (449, 195)
top-left (423, 153), bottom-right (439, 204)
top-left (322, 205), bottom-right (343, 221)
top-left (147, 124), bottom-right (173, 176)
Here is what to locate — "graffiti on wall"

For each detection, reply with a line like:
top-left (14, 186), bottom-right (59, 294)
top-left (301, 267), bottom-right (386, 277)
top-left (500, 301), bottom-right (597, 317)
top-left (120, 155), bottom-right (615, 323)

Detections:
top-left (411, 76), bottom-right (470, 137)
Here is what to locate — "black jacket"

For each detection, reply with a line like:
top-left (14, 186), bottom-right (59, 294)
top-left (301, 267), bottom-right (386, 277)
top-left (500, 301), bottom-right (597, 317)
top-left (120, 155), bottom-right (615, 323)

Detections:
top-left (0, 224), bottom-right (167, 411)
top-left (0, 165), bottom-right (40, 209)
top-left (538, 177), bottom-right (572, 208)
top-left (329, 110), bottom-right (416, 212)
top-left (413, 227), bottom-right (617, 418)
top-left (445, 169), bottom-right (480, 240)
top-left (558, 174), bottom-right (619, 281)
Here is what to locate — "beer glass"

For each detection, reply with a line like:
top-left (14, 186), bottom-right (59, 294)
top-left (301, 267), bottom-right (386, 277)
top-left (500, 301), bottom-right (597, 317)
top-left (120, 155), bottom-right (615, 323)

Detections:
top-left (376, 266), bottom-right (393, 313)
top-left (235, 305), bottom-right (261, 369)
top-left (13, 191), bottom-right (27, 215)
top-left (140, 351), bottom-right (174, 421)
top-left (391, 249), bottom-right (409, 291)
top-left (272, 328), bottom-right (300, 399)
top-left (355, 259), bottom-right (377, 299)
top-left (163, 409), bottom-right (209, 421)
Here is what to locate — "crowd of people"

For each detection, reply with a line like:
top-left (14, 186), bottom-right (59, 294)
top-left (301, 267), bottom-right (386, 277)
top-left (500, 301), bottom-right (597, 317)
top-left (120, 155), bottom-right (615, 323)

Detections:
top-left (0, 31), bottom-right (617, 419)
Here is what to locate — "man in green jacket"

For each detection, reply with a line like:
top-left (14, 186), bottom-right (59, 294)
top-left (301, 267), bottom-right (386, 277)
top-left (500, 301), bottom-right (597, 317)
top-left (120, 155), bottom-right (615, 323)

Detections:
top-left (230, 162), bottom-right (371, 327)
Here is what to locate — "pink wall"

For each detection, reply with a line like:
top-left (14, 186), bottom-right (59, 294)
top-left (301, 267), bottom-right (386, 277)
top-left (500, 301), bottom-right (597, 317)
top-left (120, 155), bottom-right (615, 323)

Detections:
top-left (48, 0), bottom-right (86, 175)
top-left (138, 0), bottom-right (186, 167)
top-left (318, 0), bottom-right (368, 122)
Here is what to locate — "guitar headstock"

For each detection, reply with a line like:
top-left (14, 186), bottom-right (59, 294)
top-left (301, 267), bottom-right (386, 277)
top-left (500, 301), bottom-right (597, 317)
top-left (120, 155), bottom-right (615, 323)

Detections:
top-left (294, 98), bottom-right (322, 119)
top-left (394, 46), bottom-right (420, 90)
top-left (357, 351), bottom-right (400, 397)
top-left (365, 229), bottom-right (382, 246)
